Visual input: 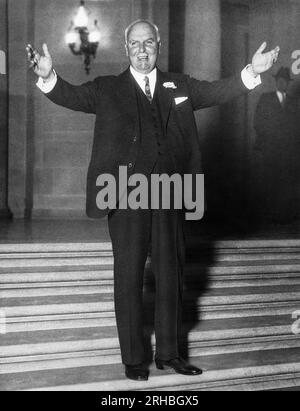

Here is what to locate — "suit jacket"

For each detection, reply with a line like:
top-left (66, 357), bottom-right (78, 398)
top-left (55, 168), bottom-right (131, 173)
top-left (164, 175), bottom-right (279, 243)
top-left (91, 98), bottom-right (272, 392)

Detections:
top-left (46, 67), bottom-right (248, 218)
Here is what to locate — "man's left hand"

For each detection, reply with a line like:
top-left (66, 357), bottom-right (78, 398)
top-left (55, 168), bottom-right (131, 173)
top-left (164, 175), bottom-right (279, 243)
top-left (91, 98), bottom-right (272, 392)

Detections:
top-left (251, 42), bottom-right (280, 76)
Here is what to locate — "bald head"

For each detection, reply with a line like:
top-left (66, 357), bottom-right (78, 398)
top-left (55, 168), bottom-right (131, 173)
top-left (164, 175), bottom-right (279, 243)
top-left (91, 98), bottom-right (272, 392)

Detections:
top-left (125, 20), bottom-right (161, 45)
top-left (125, 20), bottom-right (161, 74)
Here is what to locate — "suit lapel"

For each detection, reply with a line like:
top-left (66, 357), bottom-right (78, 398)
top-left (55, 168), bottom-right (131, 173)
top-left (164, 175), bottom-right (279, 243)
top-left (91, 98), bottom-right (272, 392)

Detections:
top-left (156, 70), bottom-right (174, 130)
top-left (115, 68), bottom-right (138, 124)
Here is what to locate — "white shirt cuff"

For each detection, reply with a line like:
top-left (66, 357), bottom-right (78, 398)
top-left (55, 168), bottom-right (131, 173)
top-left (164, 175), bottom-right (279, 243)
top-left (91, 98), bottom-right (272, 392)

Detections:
top-left (241, 65), bottom-right (262, 90)
top-left (36, 70), bottom-right (57, 93)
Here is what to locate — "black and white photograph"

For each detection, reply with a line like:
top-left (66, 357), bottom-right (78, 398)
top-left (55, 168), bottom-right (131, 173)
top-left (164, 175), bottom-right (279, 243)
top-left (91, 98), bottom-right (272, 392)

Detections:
top-left (0, 0), bottom-right (300, 393)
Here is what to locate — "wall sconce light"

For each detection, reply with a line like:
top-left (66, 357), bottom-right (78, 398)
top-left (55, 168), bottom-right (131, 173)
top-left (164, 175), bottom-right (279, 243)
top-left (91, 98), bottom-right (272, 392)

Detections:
top-left (65, 0), bottom-right (101, 75)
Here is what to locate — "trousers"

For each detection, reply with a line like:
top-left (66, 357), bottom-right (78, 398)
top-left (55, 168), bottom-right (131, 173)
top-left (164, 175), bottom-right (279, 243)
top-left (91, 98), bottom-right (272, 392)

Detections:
top-left (107, 155), bottom-right (186, 365)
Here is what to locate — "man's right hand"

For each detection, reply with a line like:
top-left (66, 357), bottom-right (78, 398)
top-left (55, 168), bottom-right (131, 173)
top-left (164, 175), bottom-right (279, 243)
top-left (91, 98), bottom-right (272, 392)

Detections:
top-left (26, 43), bottom-right (54, 82)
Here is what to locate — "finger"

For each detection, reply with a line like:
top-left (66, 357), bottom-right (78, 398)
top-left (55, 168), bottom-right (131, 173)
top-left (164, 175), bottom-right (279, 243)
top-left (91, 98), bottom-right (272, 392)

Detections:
top-left (269, 54), bottom-right (274, 67)
top-left (26, 43), bottom-right (40, 63)
top-left (28, 59), bottom-right (38, 70)
top-left (256, 41), bottom-right (267, 54)
top-left (271, 47), bottom-right (280, 59)
top-left (271, 47), bottom-right (280, 56)
top-left (42, 43), bottom-right (51, 58)
top-left (27, 51), bottom-right (37, 67)
top-left (26, 45), bottom-right (35, 62)
top-left (33, 50), bottom-right (40, 60)
top-left (271, 49), bottom-right (280, 64)
top-left (33, 50), bottom-right (41, 65)
top-left (26, 44), bottom-right (37, 56)
top-left (26, 51), bottom-right (33, 62)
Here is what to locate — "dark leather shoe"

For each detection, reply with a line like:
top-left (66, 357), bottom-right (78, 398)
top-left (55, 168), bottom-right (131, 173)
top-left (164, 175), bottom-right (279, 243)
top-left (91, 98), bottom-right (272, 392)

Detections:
top-left (155, 357), bottom-right (203, 376)
top-left (125, 365), bottom-right (149, 381)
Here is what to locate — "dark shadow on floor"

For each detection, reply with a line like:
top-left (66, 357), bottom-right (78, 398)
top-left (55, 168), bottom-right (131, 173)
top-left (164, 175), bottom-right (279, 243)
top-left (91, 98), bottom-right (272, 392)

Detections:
top-left (142, 214), bottom-right (300, 366)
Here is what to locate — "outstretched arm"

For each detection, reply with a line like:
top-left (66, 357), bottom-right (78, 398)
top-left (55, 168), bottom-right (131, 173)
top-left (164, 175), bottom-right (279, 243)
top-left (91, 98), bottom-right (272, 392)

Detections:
top-left (27, 43), bottom-right (100, 114)
top-left (188, 42), bottom-right (280, 111)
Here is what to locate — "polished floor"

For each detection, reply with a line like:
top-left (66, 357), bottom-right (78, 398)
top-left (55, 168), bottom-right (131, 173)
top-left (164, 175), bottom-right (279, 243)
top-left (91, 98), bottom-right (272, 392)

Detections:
top-left (1, 217), bottom-right (300, 244)
top-left (0, 219), bottom-right (111, 244)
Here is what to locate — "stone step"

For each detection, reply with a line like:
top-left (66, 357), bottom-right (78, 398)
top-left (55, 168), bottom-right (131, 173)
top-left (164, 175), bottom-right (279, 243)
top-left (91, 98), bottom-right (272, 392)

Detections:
top-left (0, 269), bottom-right (115, 283)
top-left (2, 262), bottom-right (300, 285)
top-left (189, 238), bottom-right (300, 249)
top-left (0, 243), bottom-right (112, 254)
top-left (189, 251), bottom-right (300, 263)
top-left (0, 316), bottom-right (297, 375)
top-left (1, 285), bottom-right (299, 307)
top-left (1, 349), bottom-right (299, 391)
top-left (1, 275), bottom-right (300, 298)
top-left (2, 283), bottom-right (300, 303)
top-left (1, 239), bottom-right (300, 255)
top-left (2, 241), bottom-right (300, 271)
top-left (1, 288), bottom-right (299, 318)
top-left (0, 315), bottom-right (291, 348)
top-left (0, 256), bottom-right (300, 275)
top-left (0, 282), bottom-right (114, 298)
top-left (3, 300), bottom-right (300, 333)
top-left (3, 251), bottom-right (300, 266)
top-left (195, 262), bottom-right (300, 275)
top-left (0, 256), bottom-right (114, 269)
top-left (1, 261), bottom-right (300, 279)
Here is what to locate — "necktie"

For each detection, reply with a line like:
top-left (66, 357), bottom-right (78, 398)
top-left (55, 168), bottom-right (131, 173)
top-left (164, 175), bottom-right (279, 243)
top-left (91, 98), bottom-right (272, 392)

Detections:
top-left (281, 93), bottom-right (286, 108)
top-left (144, 76), bottom-right (152, 103)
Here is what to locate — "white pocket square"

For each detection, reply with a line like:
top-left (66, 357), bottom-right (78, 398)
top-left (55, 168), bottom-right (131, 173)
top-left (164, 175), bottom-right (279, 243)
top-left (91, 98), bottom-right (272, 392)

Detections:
top-left (175, 97), bottom-right (188, 105)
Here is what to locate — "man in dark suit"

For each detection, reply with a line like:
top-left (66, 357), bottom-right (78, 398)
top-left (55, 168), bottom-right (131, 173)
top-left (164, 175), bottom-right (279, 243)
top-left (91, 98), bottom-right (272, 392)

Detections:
top-left (28, 20), bottom-right (279, 381)
top-left (254, 67), bottom-right (300, 223)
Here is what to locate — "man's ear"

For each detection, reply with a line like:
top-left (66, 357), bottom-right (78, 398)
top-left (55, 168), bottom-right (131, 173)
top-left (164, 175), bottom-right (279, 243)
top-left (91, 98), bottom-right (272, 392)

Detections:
top-left (158, 41), bottom-right (162, 55)
top-left (125, 44), bottom-right (129, 57)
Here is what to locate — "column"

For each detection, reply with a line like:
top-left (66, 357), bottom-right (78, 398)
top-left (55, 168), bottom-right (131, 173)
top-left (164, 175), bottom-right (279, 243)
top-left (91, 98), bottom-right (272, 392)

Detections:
top-left (183, 0), bottom-right (222, 218)
top-left (0, 0), bottom-right (12, 219)
top-left (183, 0), bottom-right (221, 137)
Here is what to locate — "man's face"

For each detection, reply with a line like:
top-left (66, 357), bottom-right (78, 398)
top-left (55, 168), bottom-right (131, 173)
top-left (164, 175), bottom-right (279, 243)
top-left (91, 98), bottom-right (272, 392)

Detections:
top-left (126, 22), bottom-right (160, 74)
top-left (276, 77), bottom-right (289, 93)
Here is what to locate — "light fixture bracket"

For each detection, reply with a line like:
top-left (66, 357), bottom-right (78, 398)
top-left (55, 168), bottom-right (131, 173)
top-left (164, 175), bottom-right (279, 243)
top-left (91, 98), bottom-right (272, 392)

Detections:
top-left (66, 1), bottom-right (100, 75)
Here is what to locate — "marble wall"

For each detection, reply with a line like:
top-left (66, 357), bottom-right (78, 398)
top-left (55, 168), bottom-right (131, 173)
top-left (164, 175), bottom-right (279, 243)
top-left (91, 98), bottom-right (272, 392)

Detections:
top-left (8, 0), bottom-right (169, 219)
top-left (8, 0), bottom-right (36, 218)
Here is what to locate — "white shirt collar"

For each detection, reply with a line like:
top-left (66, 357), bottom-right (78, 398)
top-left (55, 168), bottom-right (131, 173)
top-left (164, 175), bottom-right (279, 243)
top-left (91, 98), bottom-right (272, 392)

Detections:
top-left (130, 66), bottom-right (157, 97)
